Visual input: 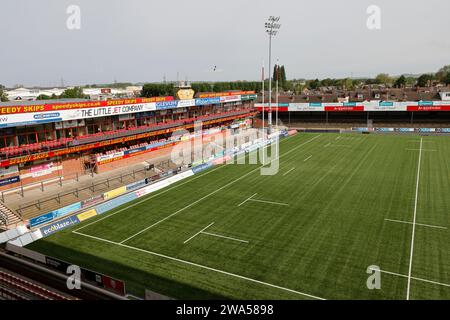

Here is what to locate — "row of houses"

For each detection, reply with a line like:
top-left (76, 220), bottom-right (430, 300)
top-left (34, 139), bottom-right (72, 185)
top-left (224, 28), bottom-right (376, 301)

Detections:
top-left (268, 87), bottom-right (450, 104)
top-left (4, 86), bottom-right (143, 101)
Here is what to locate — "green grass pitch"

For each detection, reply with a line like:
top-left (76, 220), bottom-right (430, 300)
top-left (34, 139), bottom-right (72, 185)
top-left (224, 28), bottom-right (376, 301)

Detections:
top-left (27, 133), bottom-right (450, 299)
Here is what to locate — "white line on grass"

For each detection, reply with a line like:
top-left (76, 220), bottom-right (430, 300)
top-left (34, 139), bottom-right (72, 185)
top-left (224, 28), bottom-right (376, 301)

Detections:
top-left (369, 267), bottom-right (450, 289)
top-left (384, 218), bottom-right (447, 230)
top-left (72, 230), bottom-right (325, 300)
top-left (184, 222), bottom-right (215, 244)
top-left (282, 167), bottom-right (295, 176)
top-left (405, 149), bottom-right (436, 152)
top-left (303, 155), bottom-right (312, 162)
top-left (238, 193), bottom-right (257, 207)
top-left (248, 199), bottom-right (289, 206)
top-left (120, 134), bottom-right (322, 243)
top-left (330, 144), bottom-right (351, 148)
top-left (201, 231), bottom-right (249, 243)
top-left (406, 137), bottom-right (423, 300)
top-left (324, 143), bottom-right (331, 148)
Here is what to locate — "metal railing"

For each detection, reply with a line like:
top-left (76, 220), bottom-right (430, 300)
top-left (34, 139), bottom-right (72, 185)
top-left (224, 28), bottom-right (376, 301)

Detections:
top-left (14, 159), bottom-right (173, 218)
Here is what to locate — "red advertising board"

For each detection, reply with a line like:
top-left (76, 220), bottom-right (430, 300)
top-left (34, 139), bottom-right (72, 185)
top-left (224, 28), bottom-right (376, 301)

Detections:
top-left (324, 106), bottom-right (364, 112)
top-left (406, 105), bottom-right (450, 112)
top-left (256, 107), bottom-right (289, 112)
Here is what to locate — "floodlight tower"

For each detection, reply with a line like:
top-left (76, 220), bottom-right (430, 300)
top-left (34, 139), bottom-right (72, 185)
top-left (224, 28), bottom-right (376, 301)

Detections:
top-left (265, 16), bottom-right (281, 133)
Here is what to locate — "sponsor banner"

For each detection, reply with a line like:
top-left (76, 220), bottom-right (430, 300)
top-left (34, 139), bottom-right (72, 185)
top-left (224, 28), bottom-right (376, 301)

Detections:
top-left (95, 192), bottom-right (138, 215)
top-left (407, 105), bottom-right (450, 112)
top-left (101, 275), bottom-right (126, 296)
top-left (103, 186), bottom-right (127, 200)
top-left (0, 175), bottom-right (20, 187)
top-left (240, 94), bottom-right (258, 101)
top-left (288, 103), bottom-right (325, 112)
top-left (220, 95), bottom-right (241, 103)
top-left (0, 164), bottom-right (19, 176)
top-left (81, 194), bottom-right (104, 208)
top-left (77, 209), bottom-right (98, 222)
top-left (192, 162), bottom-right (213, 174)
top-left (39, 215), bottom-right (80, 237)
top-left (178, 99), bottom-right (196, 108)
top-left (45, 256), bottom-right (71, 273)
top-left (29, 212), bottom-right (54, 227)
top-left (198, 91), bottom-right (255, 98)
top-left (195, 97), bottom-right (221, 105)
top-left (124, 146), bottom-right (146, 155)
top-left (324, 106), bottom-right (364, 112)
top-left (29, 202), bottom-right (82, 227)
top-left (256, 106), bottom-right (289, 112)
top-left (126, 179), bottom-right (147, 191)
top-left (155, 100), bottom-right (179, 109)
top-left (30, 162), bottom-right (55, 178)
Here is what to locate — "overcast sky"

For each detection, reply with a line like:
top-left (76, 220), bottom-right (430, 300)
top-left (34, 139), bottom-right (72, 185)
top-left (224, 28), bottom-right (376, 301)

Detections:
top-left (1, 0), bottom-right (449, 87)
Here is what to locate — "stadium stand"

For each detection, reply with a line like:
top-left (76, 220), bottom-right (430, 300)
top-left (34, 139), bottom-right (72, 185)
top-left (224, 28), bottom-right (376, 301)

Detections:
top-left (0, 269), bottom-right (72, 300)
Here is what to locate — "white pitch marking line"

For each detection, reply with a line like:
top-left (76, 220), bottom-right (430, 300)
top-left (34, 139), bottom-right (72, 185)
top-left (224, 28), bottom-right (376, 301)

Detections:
top-left (119, 135), bottom-right (322, 244)
top-left (335, 136), bottom-right (340, 140)
top-left (384, 218), bottom-right (447, 230)
top-left (303, 155), bottom-right (312, 162)
top-left (369, 267), bottom-right (450, 289)
top-left (405, 149), bottom-right (436, 152)
top-left (248, 198), bottom-right (289, 206)
top-left (324, 142), bottom-right (331, 148)
top-left (238, 193), bottom-right (257, 207)
top-left (201, 231), bottom-right (249, 243)
top-left (407, 137), bottom-right (423, 300)
top-left (184, 222), bottom-right (215, 244)
top-left (330, 144), bottom-right (352, 148)
top-left (72, 230), bottom-right (325, 300)
top-left (282, 167), bottom-right (295, 176)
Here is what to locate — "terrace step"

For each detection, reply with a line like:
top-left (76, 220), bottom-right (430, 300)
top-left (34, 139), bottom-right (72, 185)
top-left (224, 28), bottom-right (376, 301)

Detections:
top-left (0, 201), bottom-right (22, 227)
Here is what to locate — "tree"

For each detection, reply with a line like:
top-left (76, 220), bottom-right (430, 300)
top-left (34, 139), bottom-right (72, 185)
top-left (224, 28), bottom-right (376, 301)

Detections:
top-left (375, 73), bottom-right (392, 85)
top-left (394, 75), bottom-right (406, 88)
top-left (340, 78), bottom-right (354, 90)
top-left (60, 87), bottom-right (86, 99)
top-left (444, 73), bottom-right (450, 86)
top-left (36, 94), bottom-right (51, 100)
top-left (416, 74), bottom-right (434, 87)
top-left (308, 79), bottom-right (321, 90)
top-left (0, 84), bottom-right (8, 102)
top-left (436, 65), bottom-right (450, 83)
top-left (141, 83), bottom-right (174, 97)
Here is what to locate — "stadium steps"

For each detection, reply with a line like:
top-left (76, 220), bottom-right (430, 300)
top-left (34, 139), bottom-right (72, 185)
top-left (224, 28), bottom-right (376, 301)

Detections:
top-left (0, 202), bottom-right (21, 227)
